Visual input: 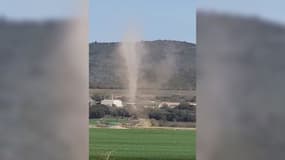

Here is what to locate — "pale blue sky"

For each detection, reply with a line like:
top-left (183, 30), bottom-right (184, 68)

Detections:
top-left (1, 0), bottom-right (284, 42)
top-left (89, 0), bottom-right (197, 43)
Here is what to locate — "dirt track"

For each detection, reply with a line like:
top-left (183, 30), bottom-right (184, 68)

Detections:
top-left (89, 125), bottom-right (196, 130)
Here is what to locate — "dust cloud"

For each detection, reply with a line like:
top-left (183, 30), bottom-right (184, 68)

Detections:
top-left (153, 46), bottom-right (177, 88)
top-left (118, 27), bottom-right (145, 104)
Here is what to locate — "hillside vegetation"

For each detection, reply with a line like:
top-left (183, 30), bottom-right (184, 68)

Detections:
top-left (89, 40), bottom-right (196, 90)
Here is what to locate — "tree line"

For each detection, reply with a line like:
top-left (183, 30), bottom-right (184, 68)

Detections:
top-left (89, 102), bottom-right (196, 122)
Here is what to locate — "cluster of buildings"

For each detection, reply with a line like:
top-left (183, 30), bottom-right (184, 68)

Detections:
top-left (89, 95), bottom-right (123, 107)
top-left (89, 94), bottom-right (196, 108)
top-left (158, 102), bottom-right (197, 108)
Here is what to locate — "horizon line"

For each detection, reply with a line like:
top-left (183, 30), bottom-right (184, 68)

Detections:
top-left (89, 39), bottom-right (196, 44)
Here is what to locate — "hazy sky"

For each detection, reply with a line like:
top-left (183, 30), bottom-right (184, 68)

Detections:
top-left (89, 0), bottom-right (197, 43)
top-left (1, 0), bottom-right (284, 42)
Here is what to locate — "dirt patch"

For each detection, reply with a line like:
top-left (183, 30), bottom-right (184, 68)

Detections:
top-left (110, 125), bottom-right (128, 129)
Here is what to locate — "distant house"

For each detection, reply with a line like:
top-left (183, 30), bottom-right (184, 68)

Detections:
top-left (158, 102), bottom-right (180, 108)
top-left (101, 95), bottom-right (123, 107)
top-left (101, 99), bottom-right (123, 107)
top-left (89, 97), bottom-right (96, 106)
top-left (158, 102), bottom-right (197, 108)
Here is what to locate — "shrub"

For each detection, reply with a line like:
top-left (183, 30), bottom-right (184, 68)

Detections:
top-left (89, 104), bottom-right (110, 118)
top-left (148, 106), bottom-right (196, 122)
top-left (89, 104), bottom-right (131, 118)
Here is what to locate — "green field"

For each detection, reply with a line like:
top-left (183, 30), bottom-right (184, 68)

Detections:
top-left (90, 118), bottom-right (129, 126)
top-left (89, 128), bottom-right (195, 160)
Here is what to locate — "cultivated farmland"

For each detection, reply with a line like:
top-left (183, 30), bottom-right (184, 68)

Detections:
top-left (89, 128), bottom-right (195, 160)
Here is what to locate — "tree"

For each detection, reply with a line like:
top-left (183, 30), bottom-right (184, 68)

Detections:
top-left (89, 104), bottom-right (110, 118)
top-left (148, 106), bottom-right (196, 122)
top-left (175, 102), bottom-right (195, 111)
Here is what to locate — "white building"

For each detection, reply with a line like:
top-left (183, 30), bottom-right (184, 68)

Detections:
top-left (89, 97), bottom-right (96, 106)
top-left (158, 102), bottom-right (197, 108)
top-left (101, 95), bottom-right (123, 107)
top-left (158, 102), bottom-right (180, 108)
top-left (101, 99), bottom-right (123, 107)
